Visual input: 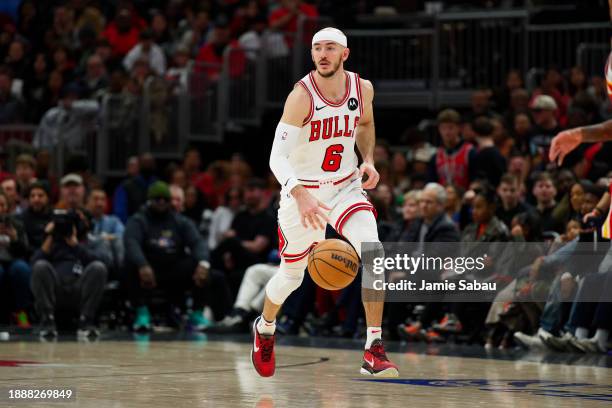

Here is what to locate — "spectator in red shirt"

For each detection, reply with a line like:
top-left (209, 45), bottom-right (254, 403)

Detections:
top-left (102, 7), bottom-right (142, 59)
top-left (268, 0), bottom-right (318, 47)
top-left (194, 16), bottom-right (245, 81)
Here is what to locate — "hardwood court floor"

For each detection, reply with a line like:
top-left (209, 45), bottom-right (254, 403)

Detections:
top-left (0, 335), bottom-right (611, 407)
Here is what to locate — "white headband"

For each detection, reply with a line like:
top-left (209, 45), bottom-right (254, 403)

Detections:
top-left (312, 28), bottom-right (347, 47)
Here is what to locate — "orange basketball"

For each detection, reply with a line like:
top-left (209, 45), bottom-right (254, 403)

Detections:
top-left (307, 239), bottom-right (359, 290)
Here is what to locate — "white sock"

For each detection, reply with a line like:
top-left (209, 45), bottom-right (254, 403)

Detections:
top-left (257, 316), bottom-right (276, 336)
top-left (593, 329), bottom-right (609, 350)
top-left (365, 327), bottom-right (382, 349)
top-left (575, 327), bottom-right (589, 340)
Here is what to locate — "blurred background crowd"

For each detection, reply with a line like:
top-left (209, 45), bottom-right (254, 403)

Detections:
top-left (0, 0), bottom-right (610, 353)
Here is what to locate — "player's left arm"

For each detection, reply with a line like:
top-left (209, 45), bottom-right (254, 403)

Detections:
top-left (355, 79), bottom-right (379, 190)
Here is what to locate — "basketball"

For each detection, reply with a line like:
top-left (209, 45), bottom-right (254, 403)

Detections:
top-left (307, 239), bottom-right (360, 290)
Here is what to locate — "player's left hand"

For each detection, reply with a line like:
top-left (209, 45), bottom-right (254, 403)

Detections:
top-left (359, 162), bottom-right (379, 190)
top-left (549, 127), bottom-right (583, 165)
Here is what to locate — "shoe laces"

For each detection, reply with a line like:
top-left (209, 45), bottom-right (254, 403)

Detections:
top-left (368, 339), bottom-right (389, 361)
top-left (260, 335), bottom-right (274, 362)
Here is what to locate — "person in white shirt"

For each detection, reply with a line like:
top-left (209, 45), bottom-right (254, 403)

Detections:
top-left (123, 29), bottom-right (167, 76)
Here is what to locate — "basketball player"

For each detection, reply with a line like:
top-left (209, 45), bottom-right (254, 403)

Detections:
top-left (251, 27), bottom-right (399, 377)
top-left (549, 40), bottom-right (612, 238)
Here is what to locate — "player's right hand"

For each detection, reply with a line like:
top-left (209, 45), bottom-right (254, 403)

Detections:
top-left (549, 127), bottom-right (583, 165)
top-left (292, 186), bottom-right (331, 230)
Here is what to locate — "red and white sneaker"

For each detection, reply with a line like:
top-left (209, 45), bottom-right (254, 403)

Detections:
top-left (360, 339), bottom-right (399, 377)
top-left (251, 317), bottom-right (276, 377)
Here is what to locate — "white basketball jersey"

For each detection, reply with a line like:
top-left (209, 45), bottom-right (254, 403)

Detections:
top-left (289, 70), bottom-right (364, 182)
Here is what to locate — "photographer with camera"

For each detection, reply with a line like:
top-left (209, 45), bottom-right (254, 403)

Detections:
top-left (19, 182), bottom-right (53, 253)
top-left (124, 181), bottom-right (231, 332)
top-left (30, 207), bottom-right (108, 339)
top-left (0, 190), bottom-right (32, 329)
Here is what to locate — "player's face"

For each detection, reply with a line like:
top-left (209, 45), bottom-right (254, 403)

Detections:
top-left (312, 41), bottom-right (347, 78)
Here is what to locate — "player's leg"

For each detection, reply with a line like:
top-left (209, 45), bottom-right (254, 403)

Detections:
top-left (333, 193), bottom-right (399, 377)
top-left (251, 212), bottom-right (321, 377)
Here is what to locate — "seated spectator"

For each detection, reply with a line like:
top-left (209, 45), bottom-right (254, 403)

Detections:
top-left (86, 188), bottom-right (125, 274)
top-left (209, 261), bottom-right (279, 334)
top-left (14, 154), bottom-right (37, 203)
top-left (165, 46), bottom-right (192, 91)
top-left (194, 16), bottom-right (246, 81)
top-left (31, 209), bottom-right (108, 339)
top-left (80, 54), bottom-right (108, 99)
top-left (268, 0), bottom-right (318, 48)
top-left (113, 152), bottom-right (157, 224)
top-left (428, 109), bottom-right (476, 190)
top-left (18, 181), bottom-right (52, 252)
top-left (465, 88), bottom-right (499, 122)
top-left (389, 189), bottom-right (421, 241)
top-left (532, 172), bottom-right (564, 233)
top-left (169, 184), bottom-right (185, 213)
top-left (0, 190), bottom-right (32, 329)
top-left (102, 6), bottom-right (142, 59)
top-left (208, 187), bottom-right (243, 250)
top-left (0, 66), bottom-right (24, 124)
top-left (33, 83), bottom-right (100, 150)
top-left (211, 178), bottom-right (276, 294)
top-left (529, 95), bottom-right (563, 166)
top-left (1, 177), bottom-right (23, 215)
top-left (496, 173), bottom-right (533, 230)
top-left (511, 111), bottom-right (534, 155)
top-left (177, 9), bottom-right (212, 57)
top-left (123, 29), bottom-right (166, 76)
top-left (183, 185), bottom-right (207, 228)
top-left (239, 13), bottom-right (289, 60)
top-left (444, 184), bottom-right (462, 226)
top-left (470, 116), bottom-right (507, 187)
top-left (124, 182), bottom-right (231, 332)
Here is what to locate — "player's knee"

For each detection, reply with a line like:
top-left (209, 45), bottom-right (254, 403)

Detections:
top-left (341, 210), bottom-right (379, 256)
top-left (265, 261), bottom-right (305, 305)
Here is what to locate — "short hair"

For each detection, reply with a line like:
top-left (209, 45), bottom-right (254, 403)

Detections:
top-left (423, 182), bottom-right (447, 206)
top-left (534, 171), bottom-right (553, 185)
top-left (499, 173), bottom-right (518, 186)
top-left (437, 109), bottom-right (461, 125)
top-left (471, 116), bottom-right (494, 137)
top-left (403, 189), bottom-right (421, 203)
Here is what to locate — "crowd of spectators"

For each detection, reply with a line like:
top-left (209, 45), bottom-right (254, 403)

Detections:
top-left (0, 1), bottom-right (609, 353)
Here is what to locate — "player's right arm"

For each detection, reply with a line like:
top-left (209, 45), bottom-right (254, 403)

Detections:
top-left (549, 119), bottom-right (612, 165)
top-left (269, 85), bottom-right (330, 230)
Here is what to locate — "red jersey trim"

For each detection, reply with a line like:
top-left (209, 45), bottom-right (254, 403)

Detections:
top-left (297, 80), bottom-right (314, 125)
top-left (334, 202), bottom-right (376, 236)
top-left (355, 73), bottom-right (364, 116)
top-left (308, 71), bottom-right (351, 107)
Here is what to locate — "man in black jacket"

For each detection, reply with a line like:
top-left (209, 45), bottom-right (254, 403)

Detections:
top-left (396, 183), bottom-right (461, 340)
top-left (19, 182), bottom-right (53, 252)
top-left (124, 181), bottom-right (231, 332)
top-left (30, 210), bottom-right (108, 339)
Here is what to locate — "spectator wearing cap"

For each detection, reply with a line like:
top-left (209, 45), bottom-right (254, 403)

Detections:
top-left (15, 154), bottom-right (37, 202)
top-left (124, 181), bottom-right (232, 332)
top-left (194, 16), bottom-right (246, 81)
top-left (123, 29), bottom-right (167, 76)
top-left (211, 178), bottom-right (277, 294)
top-left (428, 109), bottom-right (477, 190)
top-left (470, 116), bottom-right (507, 187)
top-left (529, 94), bottom-right (563, 164)
top-left (33, 83), bottom-right (99, 150)
top-left (18, 181), bottom-right (52, 252)
top-left (1, 177), bottom-right (22, 215)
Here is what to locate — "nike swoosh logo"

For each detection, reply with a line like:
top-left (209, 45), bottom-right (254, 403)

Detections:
top-left (371, 330), bottom-right (381, 334)
top-left (315, 105), bottom-right (326, 111)
top-left (365, 356), bottom-right (375, 367)
top-left (253, 325), bottom-right (260, 352)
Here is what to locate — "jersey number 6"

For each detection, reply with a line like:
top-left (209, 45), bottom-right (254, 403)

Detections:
top-left (321, 144), bottom-right (344, 172)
